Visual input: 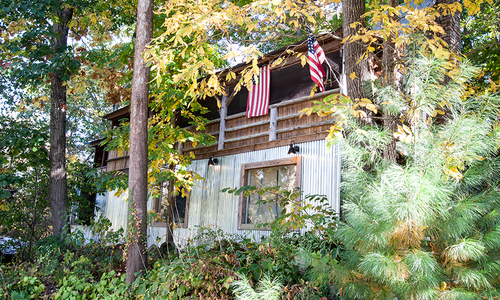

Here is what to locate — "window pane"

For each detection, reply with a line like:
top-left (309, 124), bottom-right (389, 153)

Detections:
top-left (157, 193), bottom-right (188, 225)
top-left (245, 165), bottom-right (295, 224)
top-left (173, 194), bottom-right (187, 224)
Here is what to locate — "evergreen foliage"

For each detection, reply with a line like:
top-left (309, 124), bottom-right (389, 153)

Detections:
top-left (232, 273), bottom-right (283, 300)
top-left (321, 53), bottom-right (500, 299)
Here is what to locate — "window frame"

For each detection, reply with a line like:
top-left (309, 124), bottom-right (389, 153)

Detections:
top-left (238, 156), bottom-right (302, 230)
top-left (151, 188), bottom-right (191, 229)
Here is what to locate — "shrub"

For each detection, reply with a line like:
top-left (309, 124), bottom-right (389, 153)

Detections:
top-left (5, 276), bottom-right (45, 299)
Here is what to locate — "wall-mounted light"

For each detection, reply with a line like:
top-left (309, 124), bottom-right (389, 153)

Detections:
top-left (208, 155), bottom-right (219, 166)
top-left (287, 140), bottom-right (299, 154)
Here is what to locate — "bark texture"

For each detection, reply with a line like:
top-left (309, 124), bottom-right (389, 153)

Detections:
top-left (342, 0), bottom-right (369, 101)
top-left (49, 8), bottom-right (73, 236)
top-left (435, 0), bottom-right (461, 53)
top-left (126, 0), bottom-right (154, 285)
top-left (382, 0), bottom-right (399, 163)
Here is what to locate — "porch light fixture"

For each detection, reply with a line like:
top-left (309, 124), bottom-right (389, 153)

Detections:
top-left (208, 155), bottom-right (219, 166)
top-left (287, 141), bottom-right (299, 155)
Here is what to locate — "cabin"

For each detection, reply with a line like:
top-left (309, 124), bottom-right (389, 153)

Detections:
top-left (89, 30), bottom-right (344, 247)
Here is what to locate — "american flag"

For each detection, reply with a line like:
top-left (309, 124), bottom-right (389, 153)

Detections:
top-left (307, 27), bottom-right (326, 92)
top-left (246, 65), bottom-right (270, 118)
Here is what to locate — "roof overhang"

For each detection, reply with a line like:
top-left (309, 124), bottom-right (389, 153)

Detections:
top-left (89, 138), bottom-right (105, 147)
top-left (102, 106), bottom-right (130, 121)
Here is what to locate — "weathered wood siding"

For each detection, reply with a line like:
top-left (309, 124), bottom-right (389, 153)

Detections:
top-left (183, 89), bottom-right (339, 160)
top-left (104, 90), bottom-right (341, 173)
top-left (106, 149), bottom-right (129, 171)
top-left (149, 139), bottom-right (341, 247)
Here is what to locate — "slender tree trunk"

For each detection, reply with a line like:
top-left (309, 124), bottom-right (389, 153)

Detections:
top-left (28, 167), bottom-right (39, 259)
top-left (49, 8), bottom-right (73, 236)
top-left (164, 166), bottom-right (175, 245)
top-left (126, 0), bottom-right (154, 285)
top-left (342, 0), bottom-right (369, 101)
top-left (382, 0), bottom-right (399, 162)
top-left (163, 115), bottom-right (178, 248)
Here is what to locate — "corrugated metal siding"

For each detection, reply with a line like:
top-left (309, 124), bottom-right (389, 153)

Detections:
top-left (98, 140), bottom-right (341, 248)
top-left (156, 139), bottom-right (341, 246)
top-left (95, 189), bottom-right (129, 234)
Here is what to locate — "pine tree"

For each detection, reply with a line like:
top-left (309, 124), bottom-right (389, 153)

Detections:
top-left (322, 52), bottom-right (500, 299)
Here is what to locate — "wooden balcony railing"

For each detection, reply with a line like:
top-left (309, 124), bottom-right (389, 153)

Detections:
top-left (104, 89), bottom-right (340, 171)
top-left (182, 88), bottom-right (339, 159)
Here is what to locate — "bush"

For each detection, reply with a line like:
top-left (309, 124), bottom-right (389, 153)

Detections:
top-left (0, 217), bottom-right (126, 299)
top-left (134, 223), bottom-right (338, 300)
top-left (5, 276), bottom-right (45, 299)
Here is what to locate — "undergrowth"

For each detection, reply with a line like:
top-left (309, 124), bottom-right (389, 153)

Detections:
top-left (0, 199), bottom-right (339, 300)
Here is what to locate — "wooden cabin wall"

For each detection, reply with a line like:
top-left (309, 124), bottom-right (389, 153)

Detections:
top-left (149, 139), bottom-right (341, 247)
top-left (182, 90), bottom-right (339, 160)
top-left (103, 90), bottom-right (340, 173)
top-left (106, 149), bottom-right (129, 171)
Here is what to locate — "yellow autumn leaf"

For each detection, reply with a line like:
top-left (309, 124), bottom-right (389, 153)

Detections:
top-left (445, 166), bottom-right (463, 181)
top-left (341, 35), bottom-right (351, 44)
top-left (300, 107), bottom-right (314, 116)
top-left (350, 21), bottom-right (361, 29)
top-left (309, 88), bottom-right (316, 98)
top-left (271, 57), bottom-right (284, 68)
top-left (366, 103), bottom-right (378, 114)
top-left (403, 124), bottom-right (412, 134)
top-left (350, 72), bottom-right (358, 80)
top-left (394, 125), bottom-right (413, 143)
top-left (464, 0), bottom-right (480, 15)
top-left (352, 109), bottom-right (367, 119)
top-left (490, 80), bottom-right (499, 92)
top-left (300, 55), bottom-right (308, 67)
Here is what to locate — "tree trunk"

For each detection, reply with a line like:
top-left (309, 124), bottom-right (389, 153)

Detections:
top-left (382, 0), bottom-right (399, 163)
top-left (435, 0), bottom-right (461, 53)
top-left (49, 8), bottom-right (73, 236)
top-left (164, 166), bottom-right (175, 245)
top-left (342, 0), bottom-right (369, 101)
top-left (126, 0), bottom-right (154, 285)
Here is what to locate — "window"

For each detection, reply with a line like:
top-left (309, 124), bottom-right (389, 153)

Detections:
top-left (152, 188), bottom-right (190, 229)
top-left (238, 156), bottom-right (301, 230)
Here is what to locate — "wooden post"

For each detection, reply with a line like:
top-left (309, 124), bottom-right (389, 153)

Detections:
top-left (269, 107), bottom-right (278, 141)
top-left (178, 142), bottom-right (184, 155)
top-left (218, 94), bottom-right (228, 150)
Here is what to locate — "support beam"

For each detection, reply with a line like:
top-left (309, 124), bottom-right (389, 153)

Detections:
top-left (218, 94), bottom-right (228, 150)
top-left (269, 107), bottom-right (278, 141)
top-left (178, 142), bottom-right (184, 155)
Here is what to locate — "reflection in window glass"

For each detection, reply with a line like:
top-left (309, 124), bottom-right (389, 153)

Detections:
top-left (245, 165), bottom-right (295, 224)
top-left (173, 194), bottom-right (187, 224)
top-left (157, 192), bottom-right (188, 226)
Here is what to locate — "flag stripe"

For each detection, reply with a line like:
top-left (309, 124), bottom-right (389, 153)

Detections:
top-left (247, 65), bottom-right (270, 118)
top-left (314, 43), bottom-right (325, 64)
top-left (307, 27), bottom-right (325, 92)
